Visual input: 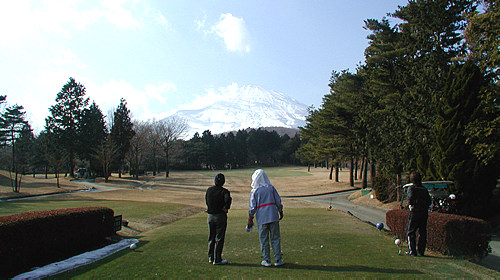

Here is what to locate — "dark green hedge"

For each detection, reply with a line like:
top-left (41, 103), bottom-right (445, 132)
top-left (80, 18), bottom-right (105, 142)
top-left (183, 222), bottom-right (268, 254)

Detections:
top-left (386, 209), bottom-right (491, 259)
top-left (0, 207), bottom-right (115, 278)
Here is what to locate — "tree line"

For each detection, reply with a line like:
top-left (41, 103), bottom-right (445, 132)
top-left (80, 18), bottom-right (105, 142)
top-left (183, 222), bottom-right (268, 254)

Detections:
top-left (0, 78), bottom-right (302, 191)
top-left (296, 0), bottom-right (499, 218)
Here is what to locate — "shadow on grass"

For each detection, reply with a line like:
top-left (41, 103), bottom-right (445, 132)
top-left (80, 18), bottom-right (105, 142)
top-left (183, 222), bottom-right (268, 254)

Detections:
top-left (228, 262), bottom-right (423, 274)
top-left (476, 254), bottom-right (500, 272)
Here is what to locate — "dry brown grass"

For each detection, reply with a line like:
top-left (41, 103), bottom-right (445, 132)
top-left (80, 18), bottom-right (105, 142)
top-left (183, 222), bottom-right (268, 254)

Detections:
top-left (0, 167), bottom-right (398, 211)
top-left (0, 170), bottom-right (84, 200)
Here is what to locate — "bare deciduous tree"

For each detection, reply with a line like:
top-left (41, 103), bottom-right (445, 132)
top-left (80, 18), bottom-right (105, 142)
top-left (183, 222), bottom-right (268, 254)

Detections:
top-left (155, 117), bottom-right (188, 177)
top-left (92, 135), bottom-right (118, 182)
top-left (128, 120), bottom-right (152, 179)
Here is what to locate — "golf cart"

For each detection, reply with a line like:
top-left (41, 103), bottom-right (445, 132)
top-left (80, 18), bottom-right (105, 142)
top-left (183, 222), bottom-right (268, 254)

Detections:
top-left (400, 181), bottom-right (457, 213)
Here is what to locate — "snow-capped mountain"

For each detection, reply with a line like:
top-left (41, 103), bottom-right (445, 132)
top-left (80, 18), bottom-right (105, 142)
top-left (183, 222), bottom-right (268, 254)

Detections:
top-left (171, 84), bottom-right (308, 137)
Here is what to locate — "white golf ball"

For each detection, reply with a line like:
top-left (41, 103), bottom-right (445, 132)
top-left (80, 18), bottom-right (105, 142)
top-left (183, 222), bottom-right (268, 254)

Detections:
top-left (129, 243), bottom-right (137, 249)
top-left (395, 239), bottom-right (401, 245)
top-left (320, 245), bottom-right (324, 248)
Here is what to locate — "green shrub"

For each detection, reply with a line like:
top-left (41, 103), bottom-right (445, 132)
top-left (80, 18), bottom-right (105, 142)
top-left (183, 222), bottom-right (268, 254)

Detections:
top-left (0, 207), bottom-right (115, 278)
top-left (372, 172), bottom-right (395, 202)
top-left (386, 209), bottom-right (491, 259)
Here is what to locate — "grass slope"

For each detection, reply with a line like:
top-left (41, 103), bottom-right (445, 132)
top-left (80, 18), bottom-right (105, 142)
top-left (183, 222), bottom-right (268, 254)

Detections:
top-left (48, 208), bottom-right (498, 279)
top-left (0, 199), bottom-right (185, 221)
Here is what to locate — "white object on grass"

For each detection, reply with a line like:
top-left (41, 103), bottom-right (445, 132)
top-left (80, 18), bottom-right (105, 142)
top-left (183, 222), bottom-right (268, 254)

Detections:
top-left (395, 239), bottom-right (401, 245)
top-left (13, 239), bottom-right (139, 279)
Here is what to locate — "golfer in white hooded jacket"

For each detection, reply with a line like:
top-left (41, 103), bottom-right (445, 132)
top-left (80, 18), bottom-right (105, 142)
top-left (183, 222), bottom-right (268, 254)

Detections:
top-left (247, 169), bottom-right (284, 267)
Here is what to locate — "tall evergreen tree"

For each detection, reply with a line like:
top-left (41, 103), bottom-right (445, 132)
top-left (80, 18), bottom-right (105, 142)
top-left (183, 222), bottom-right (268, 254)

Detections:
top-left (363, 18), bottom-right (408, 184)
top-left (234, 130), bottom-right (248, 167)
top-left (391, 0), bottom-right (475, 173)
top-left (323, 70), bottom-right (366, 186)
top-left (1, 104), bottom-right (29, 191)
top-left (110, 98), bottom-right (135, 177)
top-left (183, 132), bottom-right (206, 169)
top-left (201, 130), bottom-right (215, 169)
top-left (79, 101), bottom-right (107, 176)
top-left (464, 0), bottom-right (500, 165)
top-left (431, 61), bottom-right (497, 217)
top-left (46, 77), bottom-right (89, 177)
top-left (466, 0), bottom-right (500, 80)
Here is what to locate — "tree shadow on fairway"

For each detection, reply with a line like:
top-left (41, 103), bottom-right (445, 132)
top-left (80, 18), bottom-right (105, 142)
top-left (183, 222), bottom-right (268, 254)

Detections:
top-left (228, 263), bottom-right (423, 275)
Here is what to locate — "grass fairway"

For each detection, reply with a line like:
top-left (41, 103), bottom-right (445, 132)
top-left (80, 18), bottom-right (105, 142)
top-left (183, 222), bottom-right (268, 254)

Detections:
top-left (0, 199), bottom-right (186, 221)
top-left (192, 166), bottom-right (313, 178)
top-left (48, 208), bottom-right (497, 279)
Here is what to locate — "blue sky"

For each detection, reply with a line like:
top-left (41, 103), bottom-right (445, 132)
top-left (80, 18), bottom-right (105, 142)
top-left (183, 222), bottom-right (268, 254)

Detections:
top-left (0, 0), bottom-right (408, 133)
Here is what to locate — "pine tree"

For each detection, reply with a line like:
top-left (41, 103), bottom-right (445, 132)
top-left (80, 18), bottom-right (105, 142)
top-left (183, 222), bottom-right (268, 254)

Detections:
top-left (431, 61), bottom-right (496, 217)
top-left (391, 0), bottom-right (475, 174)
top-left (79, 102), bottom-right (107, 176)
top-left (1, 104), bottom-right (29, 191)
top-left (46, 77), bottom-right (89, 177)
top-left (110, 98), bottom-right (135, 177)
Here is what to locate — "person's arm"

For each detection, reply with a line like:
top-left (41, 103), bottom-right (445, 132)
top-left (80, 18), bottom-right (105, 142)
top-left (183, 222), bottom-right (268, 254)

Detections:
top-left (223, 189), bottom-right (232, 212)
top-left (205, 189), bottom-right (210, 209)
top-left (248, 190), bottom-right (257, 227)
top-left (273, 187), bottom-right (284, 219)
top-left (407, 186), bottom-right (415, 211)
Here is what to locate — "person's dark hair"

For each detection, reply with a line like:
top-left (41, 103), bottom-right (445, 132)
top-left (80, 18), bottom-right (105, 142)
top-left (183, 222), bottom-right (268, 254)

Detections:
top-left (215, 173), bottom-right (225, 187)
top-left (410, 172), bottom-right (422, 186)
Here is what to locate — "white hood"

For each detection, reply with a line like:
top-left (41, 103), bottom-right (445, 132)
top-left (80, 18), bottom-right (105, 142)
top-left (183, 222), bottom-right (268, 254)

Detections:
top-left (251, 169), bottom-right (272, 189)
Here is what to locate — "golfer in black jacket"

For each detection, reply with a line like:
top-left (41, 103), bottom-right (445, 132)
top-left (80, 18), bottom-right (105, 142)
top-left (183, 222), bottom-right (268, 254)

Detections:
top-left (406, 172), bottom-right (431, 256)
top-left (206, 173), bottom-right (232, 265)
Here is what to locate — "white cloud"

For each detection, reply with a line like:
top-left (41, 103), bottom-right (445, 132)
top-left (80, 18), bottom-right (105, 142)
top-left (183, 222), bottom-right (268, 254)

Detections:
top-left (210, 13), bottom-right (251, 53)
top-left (0, 0), bottom-right (142, 44)
top-left (0, 0), bottom-right (36, 43)
top-left (14, 72), bottom-right (178, 133)
top-left (151, 9), bottom-right (170, 29)
top-left (86, 79), bottom-right (178, 121)
top-left (100, 0), bottom-right (142, 30)
top-left (53, 49), bottom-right (87, 69)
top-left (195, 13), bottom-right (207, 31)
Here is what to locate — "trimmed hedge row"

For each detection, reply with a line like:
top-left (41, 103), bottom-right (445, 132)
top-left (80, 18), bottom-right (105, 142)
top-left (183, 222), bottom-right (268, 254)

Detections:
top-left (386, 209), bottom-right (491, 259)
top-left (0, 207), bottom-right (115, 278)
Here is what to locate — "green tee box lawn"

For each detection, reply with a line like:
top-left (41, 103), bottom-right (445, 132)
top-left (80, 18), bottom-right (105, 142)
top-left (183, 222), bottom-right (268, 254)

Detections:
top-left (47, 208), bottom-right (497, 279)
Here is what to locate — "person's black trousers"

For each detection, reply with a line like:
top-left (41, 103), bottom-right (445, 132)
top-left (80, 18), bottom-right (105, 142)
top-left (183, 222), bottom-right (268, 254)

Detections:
top-left (407, 210), bottom-right (428, 256)
top-left (208, 213), bottom-right (227, 263)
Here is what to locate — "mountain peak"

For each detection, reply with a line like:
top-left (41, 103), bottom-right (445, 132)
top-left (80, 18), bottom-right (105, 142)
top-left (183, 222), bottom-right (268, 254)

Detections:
top-left (171, 84), bottom-right (308, 136)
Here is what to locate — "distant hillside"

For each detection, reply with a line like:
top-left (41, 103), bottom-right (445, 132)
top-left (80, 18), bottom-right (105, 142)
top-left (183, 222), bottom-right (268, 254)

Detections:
top-left (221, 126), bottom-right (300, 137)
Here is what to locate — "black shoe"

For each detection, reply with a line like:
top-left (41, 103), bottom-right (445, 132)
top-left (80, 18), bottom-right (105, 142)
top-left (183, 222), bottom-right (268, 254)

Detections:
top-left (214, 259), bottom-right (228, 265)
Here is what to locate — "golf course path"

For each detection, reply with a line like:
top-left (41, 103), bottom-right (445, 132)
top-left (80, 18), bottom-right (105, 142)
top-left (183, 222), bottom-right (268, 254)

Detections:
top-left (299, 190), bottom-right (389, 229)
